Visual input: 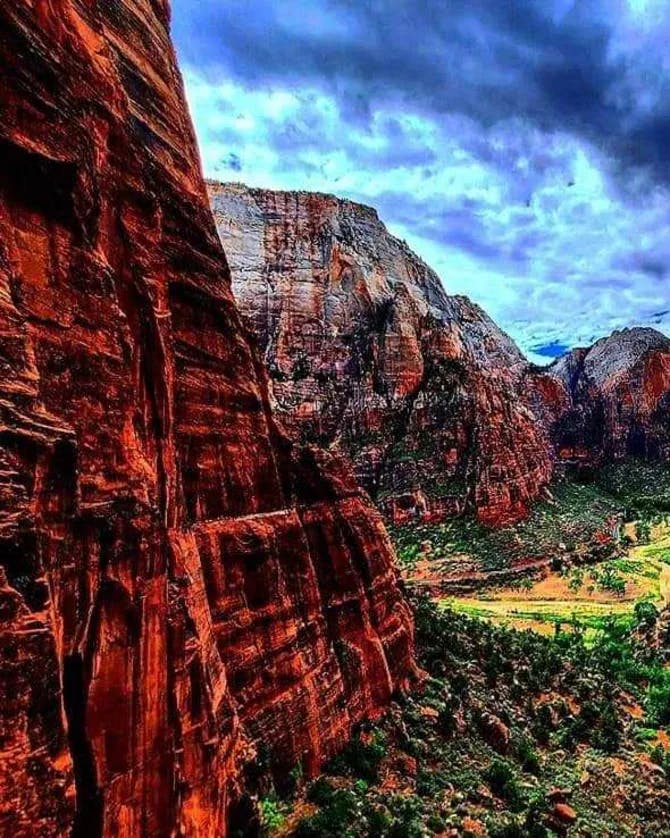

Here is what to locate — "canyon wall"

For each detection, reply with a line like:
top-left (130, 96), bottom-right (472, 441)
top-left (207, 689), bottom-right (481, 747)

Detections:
top-left (209, 186), bottom-right (670, 526)
top-left (0, 3), bottom-right (414, 836)
top-left (532, 327), bottom-right (670, 467)
top-left (209, 183), bottom-right (554, 526)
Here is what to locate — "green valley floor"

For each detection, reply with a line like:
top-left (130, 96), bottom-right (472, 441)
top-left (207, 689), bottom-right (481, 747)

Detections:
top-left (441, 523), bottom-right (670, 638)
top-left (254, 461), bottom-right (670, 837)
top-left (255, 599), bottom-right (670, 837)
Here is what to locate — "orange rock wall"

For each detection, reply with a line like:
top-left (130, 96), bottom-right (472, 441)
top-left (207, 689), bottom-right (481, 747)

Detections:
top-left (0, 3), bottom-right (414, 835)
top-left (533, 329), bottom-right (670, 465)
top-left (209, 184), bottom-right (554, 527)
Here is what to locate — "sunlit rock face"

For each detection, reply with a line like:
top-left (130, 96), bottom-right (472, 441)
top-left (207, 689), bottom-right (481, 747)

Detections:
top-left (533, 328), bottom-right (670, 466)
top-left (209, 183), bottom-right (554, 527)
top-left (0, 3), bottom-right (415, 836)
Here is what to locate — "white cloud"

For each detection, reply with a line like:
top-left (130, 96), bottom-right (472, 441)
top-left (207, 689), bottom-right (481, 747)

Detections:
top-left (179, 12), bottom-right (670, 365)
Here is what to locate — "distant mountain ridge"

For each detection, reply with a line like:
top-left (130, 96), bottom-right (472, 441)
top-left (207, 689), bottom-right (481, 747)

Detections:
top-left (208, 181), bottom-right (553, 526)
top-left (535, 327), bottom-right (670, 465)
top-left (208, 181), bottom-right (670, 524)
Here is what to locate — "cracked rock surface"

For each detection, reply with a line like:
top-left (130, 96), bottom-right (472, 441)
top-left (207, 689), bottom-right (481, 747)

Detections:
top-left (209, 183), bottom-right (554, 527)
top-left (0, 4), bottom-right (415, 835)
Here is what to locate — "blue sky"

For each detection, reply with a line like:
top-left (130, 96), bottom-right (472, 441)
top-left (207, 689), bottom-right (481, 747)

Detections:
top-left (171, 0), bottom-right (670, 363)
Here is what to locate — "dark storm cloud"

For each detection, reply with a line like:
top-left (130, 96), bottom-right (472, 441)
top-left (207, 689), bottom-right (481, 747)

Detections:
top-left (262, 106), bottom-right (437, 169)
top-left (171, 0), bottom-right (670, 361)
top-left (172, 0), bottom-right (670, 180)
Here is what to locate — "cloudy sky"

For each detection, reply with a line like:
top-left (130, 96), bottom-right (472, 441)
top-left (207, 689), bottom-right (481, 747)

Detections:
top-left (171, 0), bottom-right (670, 363)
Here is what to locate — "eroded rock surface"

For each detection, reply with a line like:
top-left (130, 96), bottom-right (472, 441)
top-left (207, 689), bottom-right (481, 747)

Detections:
top-left (0, 3), bottom-right (414, 835)
top-left (533, 328), bottom-right (670, 467)
top-left (209, 183), bottom-right (554, 526)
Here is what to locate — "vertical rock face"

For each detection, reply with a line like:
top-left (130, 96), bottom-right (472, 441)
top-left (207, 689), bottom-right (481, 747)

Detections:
top-left (0, 3), bottom-right (414, 836)
top-left (533, 328), bottom-right (670, 466)
top-left (209, 183), bottom-right (554, 526)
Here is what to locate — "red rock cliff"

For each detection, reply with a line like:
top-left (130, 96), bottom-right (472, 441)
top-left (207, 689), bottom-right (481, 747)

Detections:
top-left (208, 183), bottom-right (553, 527)
top-left (531, 327), bottom-right (670, 466)
top-left (0, 3), bottom-right (415, 836)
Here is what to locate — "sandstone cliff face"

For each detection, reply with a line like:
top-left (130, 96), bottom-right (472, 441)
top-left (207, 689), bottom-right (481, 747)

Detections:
top-left (532, 328), bottom-right (670, 466)
top-left (0, 4), bottom-right (414, 836)
top-left (208, 183), bottom-right (553, 527)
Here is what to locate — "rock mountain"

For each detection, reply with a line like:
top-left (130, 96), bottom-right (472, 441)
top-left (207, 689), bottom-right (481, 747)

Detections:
top-left (209, 183), bottom-right (554, 527)
top-left (0, 3), bottom-right (414, 836)
top-left (209, 183), bottom-right (670, 526)
top-left (2, 2), bottom-right (669, 835)
top-left (535, 327), bottom-right (670, 467)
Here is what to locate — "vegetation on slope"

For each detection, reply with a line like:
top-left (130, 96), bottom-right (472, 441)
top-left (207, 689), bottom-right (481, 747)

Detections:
top-left (389, 459), bottom-right (670, 580)
top-left (390, 480), bottom-right (621, 577)
top-left (245, 460), bottom-right (670, 836)
top-left (254, 596), bottom-right (670, 837)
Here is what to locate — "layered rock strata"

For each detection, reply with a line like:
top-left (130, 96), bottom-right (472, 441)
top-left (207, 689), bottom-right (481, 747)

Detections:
top-left (0, 3), bottom-right (414, 836)
top-left (209, 183), bottom-right (554, 526)
top-left (533, 327), bottom-right (670, 466)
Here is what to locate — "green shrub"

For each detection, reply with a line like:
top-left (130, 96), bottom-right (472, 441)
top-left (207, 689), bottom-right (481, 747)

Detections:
top-left (295, 789), bottom-right (358, 838)
top-left (487, 817), bottom-right (526, 838)
top-left (650, 743), bottom-right (670, 774)
top-left (531, 701), bottom-right (559, 746)
top-left (353, 779), bottom-right (369, 796)
top-left (647, 670), bottom-right (670, 726)
top-left (636, 520), bottom-right (651, 543)
top-left (416, 769), bottom-right (450, 797)
top-left (327, 729), bottom-right (388, 782)
top-left (513, 734), bottom-right (541, 775)
top-left (524, 794), bottom-right (550, 838)
top-left (568, 568), bottom-right (584, 593)
top-left (426, 812), bottom-right (447, 833)
top-left (259, 798), bottom-right (285, 834)
top-left (437, 703), bottom-right (458, 737)
top-left (306, 777), bottom-right (335, 807)
top-left (386, 795), bottom-right (424, 838)
top-left (484, 759), bottom-right (524, 811)
top-left (363, 802), bottom-right (392, 838)
top-left (634, 600), bottom-right (659, 627)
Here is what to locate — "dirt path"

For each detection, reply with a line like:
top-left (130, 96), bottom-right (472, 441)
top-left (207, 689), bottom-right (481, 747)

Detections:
top-left (661, 563), bottom-right (670, 607)
top-left (442, 523), bottom-right (670, 634)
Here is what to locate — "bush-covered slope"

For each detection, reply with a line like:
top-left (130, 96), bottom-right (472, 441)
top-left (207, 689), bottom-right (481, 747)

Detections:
top-left (254, 598), bottom-right (670, 837)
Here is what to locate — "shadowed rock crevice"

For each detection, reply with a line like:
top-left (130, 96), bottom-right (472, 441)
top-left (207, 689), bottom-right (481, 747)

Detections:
top-left (63, 653), bottom-right (104, 838)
